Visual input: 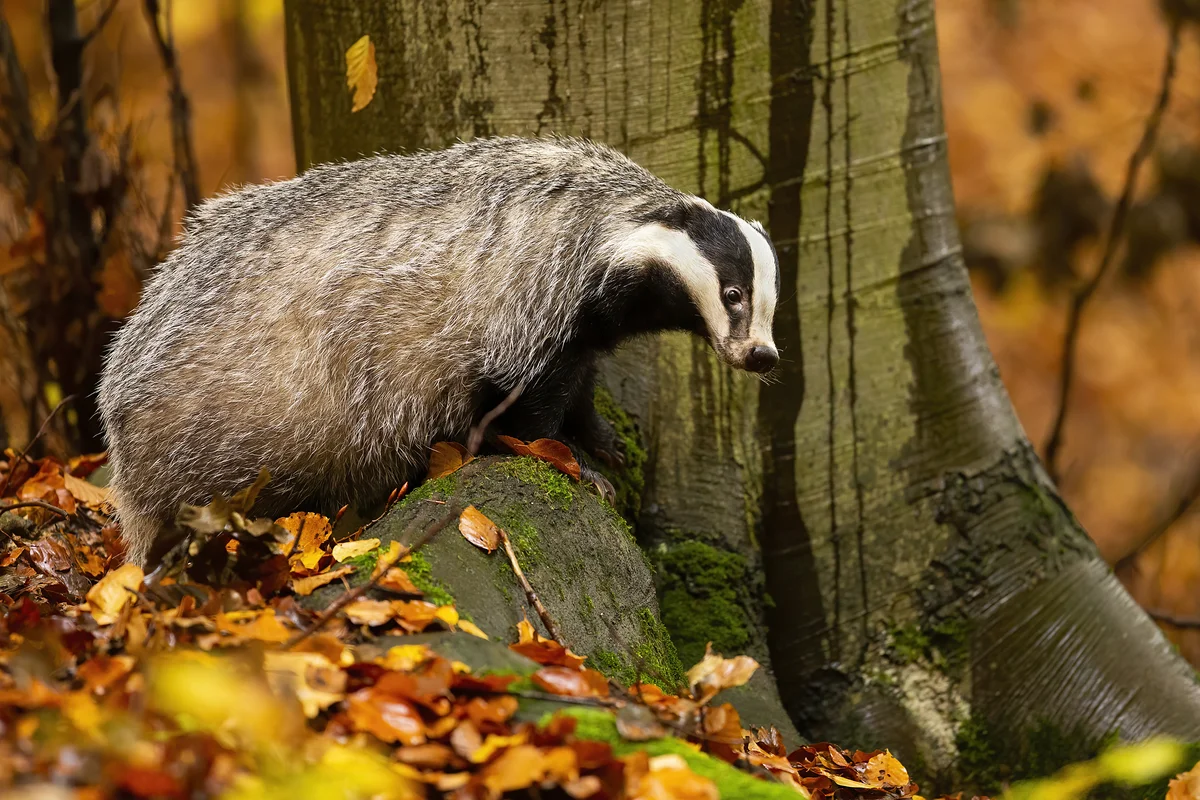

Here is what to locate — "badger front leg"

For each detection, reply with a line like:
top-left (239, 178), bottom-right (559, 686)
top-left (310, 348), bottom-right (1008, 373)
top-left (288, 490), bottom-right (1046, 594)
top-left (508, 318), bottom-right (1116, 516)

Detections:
top-left (482, 360), bottom-right (621, 504)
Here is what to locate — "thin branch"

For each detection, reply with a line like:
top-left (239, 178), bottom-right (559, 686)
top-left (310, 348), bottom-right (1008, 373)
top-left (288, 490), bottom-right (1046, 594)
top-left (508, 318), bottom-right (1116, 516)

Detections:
top-left (1114, 449), bottom-right (1200, 574)
top-left (499, 524), bottom-right (564, 644)
top-left (466, 381), bottom-right (524, 456)
top-left (0, 13), bottom-right (40, 184)
top-left (81, 0), bottom-right (120, 47)
top-left (1043, 19), bottom-right (1182, 479)
top-left (1147, 608), bottom-right (1200, 630)
top-left (0, 500), bottom-right (71, 520)
top-left (143, 0), bottom-right (200, 209)
top-left (0, 394), bottom-right (76, 497)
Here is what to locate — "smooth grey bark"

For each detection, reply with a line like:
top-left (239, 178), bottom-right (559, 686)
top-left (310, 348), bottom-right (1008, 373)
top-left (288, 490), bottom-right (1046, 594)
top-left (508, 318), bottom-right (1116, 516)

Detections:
top-left (283, 0), bottom-right (1200, 792)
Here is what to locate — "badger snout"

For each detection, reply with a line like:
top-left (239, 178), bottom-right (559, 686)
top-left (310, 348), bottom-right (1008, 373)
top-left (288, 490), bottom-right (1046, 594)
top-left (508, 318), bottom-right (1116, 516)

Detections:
top-left (744, 344), bottom-right (779, 373)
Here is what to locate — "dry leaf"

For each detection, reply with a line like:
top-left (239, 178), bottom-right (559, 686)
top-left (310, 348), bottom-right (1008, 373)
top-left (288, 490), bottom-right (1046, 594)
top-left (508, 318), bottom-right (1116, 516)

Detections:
top-left (332, 538), bottom-right (380, 562)
top-left (291, 565), bottom-right (353, 596)
top-left (1170, 762), bottom-right (1200, 800)
top-left (458, 505), bottom-right (500, 553)
top-left (458, 620), bottom-right (489, 640)
top-left (427, 441), bottom-right (472, 479)
top-left (686, 643), bottom-right (759, 702)
top-left (63, 473), bottom-right (109, 508)
top-left (86, 563), bottom-right (143, 625)
top-left (263, 651), bottom-right (347, 718)
top-left (345, 34), bottom-right (378, 113)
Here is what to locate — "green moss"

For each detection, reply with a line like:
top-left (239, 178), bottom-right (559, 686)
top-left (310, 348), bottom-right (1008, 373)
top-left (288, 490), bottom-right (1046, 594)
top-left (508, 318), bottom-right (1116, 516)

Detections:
top-left (654, 541), bottom-right (753, 667)
top-left (582, 611), bottom-right (684, 691)
top-left (498, 457), bottom-right (574, 510)
top-left (342, 549), bottom-right (382, 575)
top-left (404, 472), bottom-right (459, 503)
top-left (550, 708), bottom-right (800, 799)
top-left (401, 550), bottom-right (456, 608)
top-left (593, 385), bottom-right (648, 521)
top-left (888, 617), bottom-right (969, 674)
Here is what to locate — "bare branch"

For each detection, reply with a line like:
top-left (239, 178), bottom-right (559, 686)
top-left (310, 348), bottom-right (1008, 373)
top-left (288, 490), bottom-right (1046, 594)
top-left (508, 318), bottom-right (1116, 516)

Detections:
top-left (81, 0), bottom-right (121, 47)
top-left (499, 523), bottom-right (565, 644)
top-left (1147, 607), bottom-right (1200, 630)
top-left (0, 394), bottom-right (77, 497)
top-left (1043, 19), bottom-right (1182, 479)
top-left (466, 381), bottom-right (524, 456)
top-left (143, 0), bottom-right (200, 209)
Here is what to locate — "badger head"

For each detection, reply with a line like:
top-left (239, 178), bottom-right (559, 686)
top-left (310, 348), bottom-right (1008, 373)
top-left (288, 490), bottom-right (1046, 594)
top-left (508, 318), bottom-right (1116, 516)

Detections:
top-left (618, 198), bottom-right (780, 374)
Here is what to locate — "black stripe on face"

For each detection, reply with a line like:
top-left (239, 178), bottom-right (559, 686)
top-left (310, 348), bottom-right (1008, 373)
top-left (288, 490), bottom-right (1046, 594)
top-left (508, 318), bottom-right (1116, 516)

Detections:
top-left (642, 201), bottom-right (755, 339)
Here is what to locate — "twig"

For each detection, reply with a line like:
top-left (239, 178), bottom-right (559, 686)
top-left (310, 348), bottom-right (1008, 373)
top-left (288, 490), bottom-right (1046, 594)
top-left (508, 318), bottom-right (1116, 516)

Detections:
top-left (1114, 448), bottom-right (1200, 575)
top-left (466, 381), bottom-right (525, 456)
top-left (143, 0), bottom-right (200, 209)
top-left (1043, 19), bottom-right (1182, 479)
top-left (81, 0), bottom-right (120, 47)
top-left (0, 394), bottom-right (77, 497)
top-left (284, 504), bottom-right (462, 649)
top-left (0, 500), bottom-right (71, 520)
top-left (1147, 608), bottom-right (1200, 630)
top-left (498, 525), bottom-right (564, 644)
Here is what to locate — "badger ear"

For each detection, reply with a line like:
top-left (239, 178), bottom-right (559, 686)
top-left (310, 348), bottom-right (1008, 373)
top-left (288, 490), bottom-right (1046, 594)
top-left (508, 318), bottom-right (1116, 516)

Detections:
top-left (638, 198), bottom-right (698, 231)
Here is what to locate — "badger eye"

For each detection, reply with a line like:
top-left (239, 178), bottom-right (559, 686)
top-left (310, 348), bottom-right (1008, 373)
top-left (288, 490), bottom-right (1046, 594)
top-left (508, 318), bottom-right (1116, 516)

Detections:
top-left (723, 287), bottom-right (743, 306)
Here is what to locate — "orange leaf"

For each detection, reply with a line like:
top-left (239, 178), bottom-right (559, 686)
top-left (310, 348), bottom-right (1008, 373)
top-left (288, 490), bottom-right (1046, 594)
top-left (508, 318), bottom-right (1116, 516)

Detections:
top-left (458, 505), bottom-right (500, 553)
top-left (427, 441), bottom-right (472, 479)
top-left (528, 439), bottom-right (581, 481)
top-left (532, 666), bottom-right (609, 698)
top-left (509, 618), bottom-right (588, 669)
top-left (347, 688), bottom-right (425, 745)
top-left (686, 643), bottom-right (759, 702)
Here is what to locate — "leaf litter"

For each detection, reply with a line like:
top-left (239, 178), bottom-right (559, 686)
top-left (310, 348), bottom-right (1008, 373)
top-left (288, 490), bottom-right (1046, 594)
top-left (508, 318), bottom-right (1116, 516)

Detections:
top-left (0, 445), bottom-right (1188, 798)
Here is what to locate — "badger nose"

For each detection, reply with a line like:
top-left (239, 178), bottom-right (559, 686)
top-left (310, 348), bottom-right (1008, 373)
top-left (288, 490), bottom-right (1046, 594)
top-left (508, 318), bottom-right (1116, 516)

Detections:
top-left (745, 345), bottom-right (779, 373)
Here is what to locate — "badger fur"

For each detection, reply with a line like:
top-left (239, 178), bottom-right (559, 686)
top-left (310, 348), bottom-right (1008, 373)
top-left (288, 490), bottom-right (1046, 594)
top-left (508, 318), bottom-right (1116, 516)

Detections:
top-left (98, 136), bottom-right (780, 566)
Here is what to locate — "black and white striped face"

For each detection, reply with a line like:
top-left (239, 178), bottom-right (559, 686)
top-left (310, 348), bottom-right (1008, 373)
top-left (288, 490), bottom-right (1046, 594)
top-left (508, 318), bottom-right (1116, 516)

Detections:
top-left (623, 199), bottom-right (779, 373)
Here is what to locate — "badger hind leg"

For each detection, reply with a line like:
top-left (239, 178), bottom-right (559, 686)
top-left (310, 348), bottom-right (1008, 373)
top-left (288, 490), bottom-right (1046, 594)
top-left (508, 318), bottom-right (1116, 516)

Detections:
top-left (113, 503), bottom-right (175, 568)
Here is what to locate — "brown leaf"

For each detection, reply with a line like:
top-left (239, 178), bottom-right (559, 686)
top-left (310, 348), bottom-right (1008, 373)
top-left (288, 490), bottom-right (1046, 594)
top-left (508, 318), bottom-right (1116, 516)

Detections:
top-left (378, 566), bottom-right (422, 595)
top-left (346, 688), bottom-right (425, 745)
top-left (625, 753), bottom-right (718, 800)
top-left (528, 439), bottom-right (582, 481)
top-left (1169, 762), bottom-right (1200, 800)
top-left (458, 505), bottom-right (500, 553)
top-left (345, 34), bottom-right (378, 113)
top-left (532, 666), bottom-right (609, 698)
top-left (427, 441), bottom-right (472, 479)
top-left (510, 618), bottom-right (588, 669)
top-left (263, 651), bottom-right (347, 719)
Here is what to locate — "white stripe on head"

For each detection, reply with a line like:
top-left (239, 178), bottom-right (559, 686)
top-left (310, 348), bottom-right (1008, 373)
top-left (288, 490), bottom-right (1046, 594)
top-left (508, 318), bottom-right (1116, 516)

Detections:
top-left (612, 222), bottom-right (729, 341)
top-left (721, 211), bottom-right (778, 345)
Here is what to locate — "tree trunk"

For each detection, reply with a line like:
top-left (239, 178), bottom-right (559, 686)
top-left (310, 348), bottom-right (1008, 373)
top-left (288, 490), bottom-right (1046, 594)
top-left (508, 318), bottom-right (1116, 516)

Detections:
top-left (283, 0), bottom-right (1200, 791)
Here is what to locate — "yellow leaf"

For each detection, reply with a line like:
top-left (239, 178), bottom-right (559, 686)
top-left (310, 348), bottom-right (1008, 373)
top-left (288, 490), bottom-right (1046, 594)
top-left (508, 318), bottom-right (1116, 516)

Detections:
top-left (345, 34), bottom-right (378, 113)
top-left (291, 565), bottom-right (354, 596)
top-left (436, 605), bottom-right (460, 628)
top-left (333, 537), bottom-right (381, 562)
top-left (459, 620), bottom-right (490, 640)
top-left (383, 644), bottom-right (432, 672)
top-left (86, 563), bottom-right (143, 625)
top-left (263, 651), bottom-right (347, 719)
top-left (458, 505), bottom-right (500, 553)
top-left (427, 441), bottom-right (472, 479)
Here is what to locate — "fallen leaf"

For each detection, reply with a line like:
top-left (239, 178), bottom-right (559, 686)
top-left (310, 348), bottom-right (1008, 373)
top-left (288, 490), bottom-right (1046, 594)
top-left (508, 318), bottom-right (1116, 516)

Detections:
top-left (427, 441), bottom-right (472, 479)
top-left (458, 505), bottom-right (500, 553)
top-left (1169, 762), bottom-right (1200, 800)
top-left (63, 473), bottom-right (109, 508)
top-left (291, 565), bottom-right (353, 596)
top-left (532, 666), bottom-right (609, 698)
top-left (332, 537), bottom-right (380, 562)
top-left (86, 563), bottom-right (143, 625)
top-left (345, 34), bottom-right (378, 112)
top-left (527, 439), bottom-right (582, 481)
top-left (458, 619), bottom-right (489, 640)
top-left (347, 688), bottom-right (425, 745)
top-left (686, 643), bottom-right (759, 702)
top-left (263, 651), bottom-right (347, 718)
top-left (510, 618), bottom-right (588, 669)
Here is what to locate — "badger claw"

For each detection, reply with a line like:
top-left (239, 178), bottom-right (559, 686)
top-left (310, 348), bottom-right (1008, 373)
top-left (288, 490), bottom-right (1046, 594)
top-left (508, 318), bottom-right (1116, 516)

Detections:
top-left (581, 465), bottom-right (616, 506)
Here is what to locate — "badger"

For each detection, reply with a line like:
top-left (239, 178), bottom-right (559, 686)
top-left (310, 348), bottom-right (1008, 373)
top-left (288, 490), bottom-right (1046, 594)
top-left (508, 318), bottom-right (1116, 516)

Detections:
top-left (98, 136), bottom-right (780, 566)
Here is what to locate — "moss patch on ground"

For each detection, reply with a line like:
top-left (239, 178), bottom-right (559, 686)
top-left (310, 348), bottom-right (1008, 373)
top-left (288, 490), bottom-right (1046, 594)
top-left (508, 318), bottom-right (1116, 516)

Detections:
top-left (497, 457), bottom-right (575, 510)
top-left (585, 608), bottom-right (686, 691)
top-left (654, 540), bottom-right (753, 667)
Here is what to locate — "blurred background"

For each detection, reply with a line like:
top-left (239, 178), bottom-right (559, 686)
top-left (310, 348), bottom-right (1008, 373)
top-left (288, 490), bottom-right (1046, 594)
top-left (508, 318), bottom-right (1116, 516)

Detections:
top-left (2, 0), bottom-right (1200, 660)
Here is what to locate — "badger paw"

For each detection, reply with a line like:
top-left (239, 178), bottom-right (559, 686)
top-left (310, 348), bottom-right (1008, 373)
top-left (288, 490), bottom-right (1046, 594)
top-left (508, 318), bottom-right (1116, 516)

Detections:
top-left (581, 464), bottom-right (616, 506)
top-left (580, 414), bottom-right (627, 470)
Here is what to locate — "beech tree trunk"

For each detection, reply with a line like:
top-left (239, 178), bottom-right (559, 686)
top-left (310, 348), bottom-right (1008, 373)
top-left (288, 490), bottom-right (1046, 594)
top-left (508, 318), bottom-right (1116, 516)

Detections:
top-left (283, 0), bottom-right (1200, 791)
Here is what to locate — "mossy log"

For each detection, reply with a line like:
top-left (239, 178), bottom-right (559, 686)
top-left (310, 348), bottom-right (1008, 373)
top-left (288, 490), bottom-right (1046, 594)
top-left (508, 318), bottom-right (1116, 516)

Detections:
top-left (307, 455), bottom-right (801, 744)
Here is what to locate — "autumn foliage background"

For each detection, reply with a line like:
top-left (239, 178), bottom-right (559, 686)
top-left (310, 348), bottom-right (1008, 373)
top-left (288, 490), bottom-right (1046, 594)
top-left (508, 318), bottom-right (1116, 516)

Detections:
top-left (3, 0), bottom-right (1200, 661)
